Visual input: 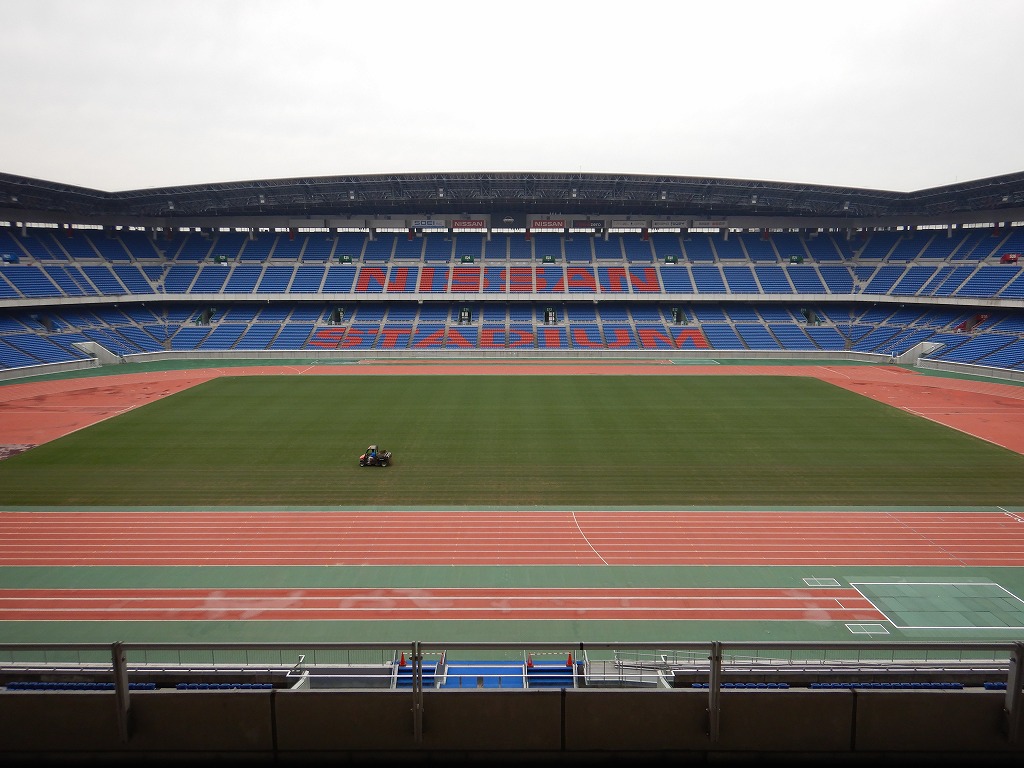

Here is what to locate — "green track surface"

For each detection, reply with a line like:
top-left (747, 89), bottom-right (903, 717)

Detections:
top-left (3, 561), bottom-right (1024, 644)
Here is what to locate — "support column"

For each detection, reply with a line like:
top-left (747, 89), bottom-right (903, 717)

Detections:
top-left (112, 641), bottom-right (132, 743)
top-left (707, 641), bottom-right (722, 743)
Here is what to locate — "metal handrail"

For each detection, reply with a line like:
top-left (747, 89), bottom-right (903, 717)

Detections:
top-left (1, 640), bottom-right (1020, 746)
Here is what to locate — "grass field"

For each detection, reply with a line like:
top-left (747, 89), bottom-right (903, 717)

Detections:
top-left (3, 374), bottom-right (1024, 507)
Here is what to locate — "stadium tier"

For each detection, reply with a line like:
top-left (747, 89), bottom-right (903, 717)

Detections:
top-left (2, 224), bottom-right (1024, 372)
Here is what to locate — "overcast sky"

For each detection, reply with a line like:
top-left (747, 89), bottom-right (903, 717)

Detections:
top-left (2, 0), bottom-right (1022, 193)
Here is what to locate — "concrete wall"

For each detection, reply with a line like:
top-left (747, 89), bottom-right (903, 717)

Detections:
top-left (0, 687), bottom-right (1020, 763)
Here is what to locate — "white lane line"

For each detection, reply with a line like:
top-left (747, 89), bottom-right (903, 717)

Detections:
top-left (570, 511), bottom-right (608, 565)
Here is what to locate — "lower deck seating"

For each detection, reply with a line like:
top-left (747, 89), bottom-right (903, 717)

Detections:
top-left (2, 301), bottom-right (1023, 371)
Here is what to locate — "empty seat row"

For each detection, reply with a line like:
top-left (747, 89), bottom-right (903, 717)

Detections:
top-left (6, 681), bottom-right (157, 690)
top-left (808, 681), bottom-right (963, 689)
top-left (175, 682), bottom-right (274, 690)
top-left (690, 682), bottom-right (790, 689)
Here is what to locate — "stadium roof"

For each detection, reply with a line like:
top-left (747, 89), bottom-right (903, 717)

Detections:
top-left (2, 169), bottom-right (1024, 226)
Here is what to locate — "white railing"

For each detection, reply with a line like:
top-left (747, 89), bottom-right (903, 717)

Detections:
top-left (1, 640), bottom-right (1020, 745)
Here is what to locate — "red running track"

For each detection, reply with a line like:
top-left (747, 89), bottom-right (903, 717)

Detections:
top-left (2, 510), bottom-right (1024, 566)
top-left (0, 587), bottom-right (886, 623)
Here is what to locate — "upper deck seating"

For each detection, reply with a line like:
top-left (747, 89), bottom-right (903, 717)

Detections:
top-left (593, 236), bottom-right (622, 261)
top-left (650, 233), bottom-right (683, 263)
top-left (453, 233), bottom-right (483, 262)
top-left (509, 236), bottom-right (531, 261)
top-left (236, 234), bottom-right (271, 262)
top-left (483, 234), bottom-right (509, 261)
top-left (856, 231), bottom-right (898, 261)
top-left (426, 234), bottom-right (454, 263)
top-left (270, 234), bottom-right (302, 261)
top-left (769, 232), bottom-right (805, 263)
top-left (563, 236), bottom-right (592, 263)
top-left (813, 233), bottom-right (853, 261)
top-left (886, 232), bottom-right (928, 261)
top-left (173, 234), bottom-right (214, 261)
top-left (622, 236), bottom-right (653, 263)
top-left (715, 236), bottom-right (744, 261)
top-left (955, 230), bottom-right (1000, 261)
top-left (738, 233), bottom-right (778, 262)
top-left (335, 233), bottom-right (367, 262)
top-left (364, 234), bottom-right (396, 263)
top-left (393, 234), bottom-right (423, 261)
top-left (301, 233), bottom-right (335, 262)
top-left (682, 234), bottom-right (716, 262)
top-left (533, 234), bottom-right (563, 262)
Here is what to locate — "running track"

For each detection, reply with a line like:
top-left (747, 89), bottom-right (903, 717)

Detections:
top-left (3, 510), bottom-right (1023, 567)
top-left (0, 587), bottom-right (886, 623)
top-left (2, 509), bottom-right (1023, 623)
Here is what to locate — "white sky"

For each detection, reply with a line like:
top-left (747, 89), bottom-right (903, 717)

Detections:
top-left (2, 0), bottom-right (1023, 193)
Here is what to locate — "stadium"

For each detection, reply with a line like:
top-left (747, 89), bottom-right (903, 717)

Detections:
top-left (2, 168), bottom-right (1024, 765)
